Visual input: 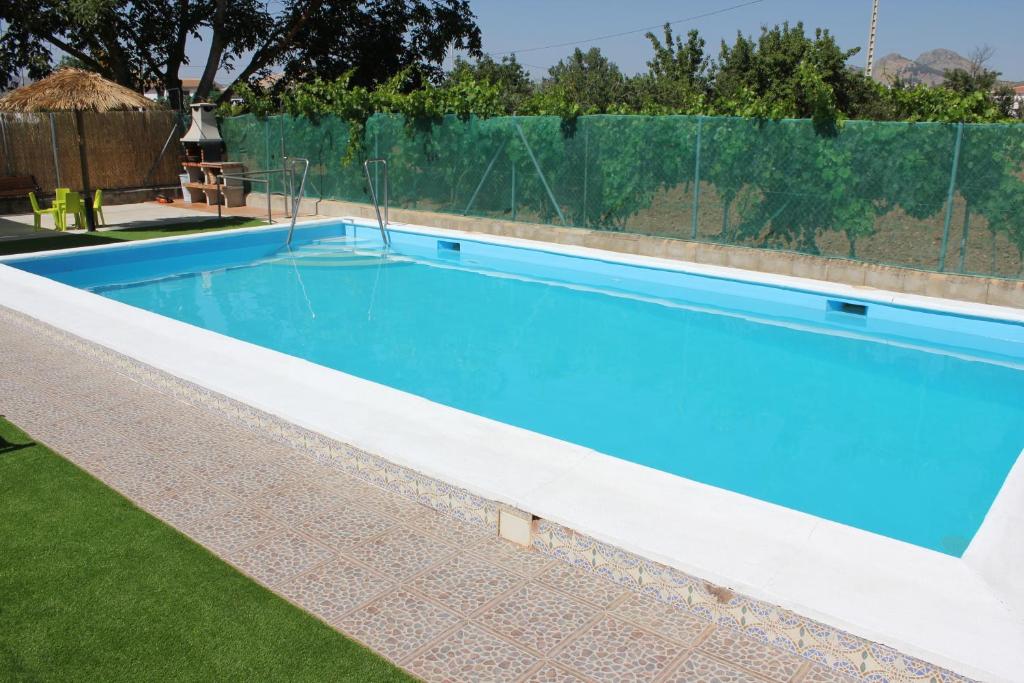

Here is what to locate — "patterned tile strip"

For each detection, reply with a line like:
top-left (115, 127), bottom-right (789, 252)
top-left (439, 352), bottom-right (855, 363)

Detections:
top-left (0, 304), bottom-right (973, 683)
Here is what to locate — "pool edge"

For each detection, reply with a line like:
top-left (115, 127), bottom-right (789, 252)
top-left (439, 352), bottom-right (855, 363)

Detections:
top-left (1, 222), bottom-right (1022, 681)
top-left (0, 302), bottom-right (997, 683)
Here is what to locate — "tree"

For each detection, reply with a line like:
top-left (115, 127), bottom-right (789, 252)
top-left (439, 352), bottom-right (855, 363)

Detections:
top-left (713, 22), bottom-right (866, 121)
top-left (632, 25), bottom-right (711, 110)
top-left (542, 47), bottom-right (626, 113)
top-left (942, 46), bottom-right (1015, 118)
top-left (446, 55), bottom-right (534, 112)
top-left (944, 69), bottom-right (999, 97)
top-left (0, 0), bottom-right (482, 107)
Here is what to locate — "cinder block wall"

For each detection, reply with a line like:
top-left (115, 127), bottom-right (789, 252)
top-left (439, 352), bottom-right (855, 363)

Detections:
top-left (248, 192), bottom-right (1024, 309)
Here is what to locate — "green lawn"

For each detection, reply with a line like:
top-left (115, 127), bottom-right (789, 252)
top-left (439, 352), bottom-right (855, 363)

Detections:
top-left (0, 418), bottom-right (414, 682)
top-left (0, 217), bottom-right (266, 257)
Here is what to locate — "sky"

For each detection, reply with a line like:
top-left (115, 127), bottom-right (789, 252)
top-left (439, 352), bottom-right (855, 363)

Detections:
top-left (182, 0), bottom-right (1023, 85)
top-left (465, 0), bottom-right (1022, 79)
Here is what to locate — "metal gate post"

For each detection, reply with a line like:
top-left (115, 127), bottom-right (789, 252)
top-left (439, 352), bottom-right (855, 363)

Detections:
top-left (48, 113), bottom-right (62, 188)
top-left (691, 116), bottom-right (703, 239)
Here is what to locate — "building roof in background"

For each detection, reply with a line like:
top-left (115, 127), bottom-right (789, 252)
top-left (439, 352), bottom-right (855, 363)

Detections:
top-left (142, 79), bottom-right (224, 95)
top-left (180, 78), bottom-right (223, 91)
top-left (256, 73), bottom-right (285, 89)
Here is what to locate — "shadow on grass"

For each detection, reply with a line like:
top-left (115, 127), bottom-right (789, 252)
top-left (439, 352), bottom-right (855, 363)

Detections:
top-left (0, 441), bottom-right (32, 455)
top-left (0, 416), bottom-right (33, 455)
top-left (0, 217), bottom-right (261, 257)
top-left (109, 216), bottom-right (260, 236)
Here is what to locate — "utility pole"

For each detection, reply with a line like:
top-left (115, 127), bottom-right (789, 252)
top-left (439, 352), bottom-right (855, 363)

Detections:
top-left (866, 0), bottom-right (880, 78)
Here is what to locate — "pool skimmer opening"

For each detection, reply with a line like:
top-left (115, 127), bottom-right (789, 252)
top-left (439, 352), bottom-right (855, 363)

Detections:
top-left (827, 299), bottom-right (869, 316)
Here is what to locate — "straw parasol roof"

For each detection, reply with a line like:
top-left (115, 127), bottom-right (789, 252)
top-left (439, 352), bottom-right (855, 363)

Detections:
top-left (0, 68), bottom-right (156, 113)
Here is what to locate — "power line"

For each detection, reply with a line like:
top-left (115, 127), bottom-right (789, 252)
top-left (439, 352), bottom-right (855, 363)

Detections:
top-left (486, 0), bottom-right (766, 57)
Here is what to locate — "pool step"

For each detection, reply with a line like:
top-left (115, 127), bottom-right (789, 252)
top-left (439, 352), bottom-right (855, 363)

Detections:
top-left (266, 255), bottom-right (411, 269)
top-left (299, 239), bottom-right (380, 252)
top-left (287, 244), bottom-right (385, 259)
top-left (269, 234), bottom-right (411, 268)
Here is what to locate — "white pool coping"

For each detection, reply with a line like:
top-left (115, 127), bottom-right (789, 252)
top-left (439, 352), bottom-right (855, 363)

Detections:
top-left (2, 218), bottom-right (1023, 681)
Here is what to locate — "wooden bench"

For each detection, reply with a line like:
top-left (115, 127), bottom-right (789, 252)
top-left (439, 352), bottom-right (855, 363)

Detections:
top-left (0, 175), bottom-right (39, 199)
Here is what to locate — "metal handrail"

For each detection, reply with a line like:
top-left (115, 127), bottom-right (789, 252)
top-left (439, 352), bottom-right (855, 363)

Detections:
top-left (363, 158), bottom-right (390, 248)
top-left (218, 160), bottom-right (309, 244)
top-left (221, 169), bottom-right (294, 177)
top-left (283, 157), bottom-right (309, 246)
top-left (218, 167), bottom-right (296, 225)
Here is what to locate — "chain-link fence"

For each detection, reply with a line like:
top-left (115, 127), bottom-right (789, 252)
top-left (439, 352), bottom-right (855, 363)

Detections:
top-left (220, 113), bottom-right (1024, 279)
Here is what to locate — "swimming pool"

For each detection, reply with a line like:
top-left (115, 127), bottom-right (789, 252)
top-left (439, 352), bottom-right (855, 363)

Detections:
top-left (9, 220), bottom-right (1024, 556)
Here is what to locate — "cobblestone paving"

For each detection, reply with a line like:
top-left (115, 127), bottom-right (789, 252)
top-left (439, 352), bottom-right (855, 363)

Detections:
top-left (0, 320), bottom-right (855, 683)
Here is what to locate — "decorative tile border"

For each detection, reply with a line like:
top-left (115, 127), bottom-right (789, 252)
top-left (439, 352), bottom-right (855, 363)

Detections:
top-left (0, 305), bottom-right (973, 683)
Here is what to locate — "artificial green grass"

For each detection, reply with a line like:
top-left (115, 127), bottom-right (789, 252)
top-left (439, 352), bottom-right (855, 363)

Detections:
top-left (0, 418), bottom-right (414, 682)
top-left (0, 217), bottom-right (266, 256)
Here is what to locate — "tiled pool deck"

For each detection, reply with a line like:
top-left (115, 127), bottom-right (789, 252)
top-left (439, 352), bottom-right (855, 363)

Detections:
top-left (0, 307), bottom-right (968, 683)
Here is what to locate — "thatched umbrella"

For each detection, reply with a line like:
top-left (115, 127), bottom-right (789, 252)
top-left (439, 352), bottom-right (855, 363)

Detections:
top-left (0, 69), bottom-right (157, 230)
top-left (0, 68), bottom-right (155, 113)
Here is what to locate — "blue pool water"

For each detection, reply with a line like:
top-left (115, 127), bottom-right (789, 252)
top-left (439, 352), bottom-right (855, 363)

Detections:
top-left (9, 221), bottom-right (1024, 555)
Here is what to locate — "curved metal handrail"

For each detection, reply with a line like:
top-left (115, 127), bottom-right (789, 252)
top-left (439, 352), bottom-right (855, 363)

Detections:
top-left (283, 157), bottom-right (309, 246)
top-left (363, 158), bottom-right (390, 248)
top-left (218, 166), bottom-right (303, 227)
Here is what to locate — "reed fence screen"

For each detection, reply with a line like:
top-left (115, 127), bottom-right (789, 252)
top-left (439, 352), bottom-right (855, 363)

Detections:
top-left (0, 110), bottom-right (182, 195)
top-left (221, 113), bottom-right (1024, 278)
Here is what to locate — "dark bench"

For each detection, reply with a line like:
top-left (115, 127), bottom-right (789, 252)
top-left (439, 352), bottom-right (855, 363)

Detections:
top-left (0, 175), bottom-right (39, 199)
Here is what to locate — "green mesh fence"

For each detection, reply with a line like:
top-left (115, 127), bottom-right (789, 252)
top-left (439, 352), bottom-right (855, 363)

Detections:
top-left (220, 113), bottom-right (1024, 279)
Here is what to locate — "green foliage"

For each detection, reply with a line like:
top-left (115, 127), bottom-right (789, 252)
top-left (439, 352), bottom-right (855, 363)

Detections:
top-left (944, 67), bottom-right (1000, 96)
top-left (646, 26), bottom-right (712, 94)
top-left (714, 23), bottom-right (858, 118)
top-left (245, 67), bottom-right (507, 162)
top-left (446, 54), bottom-right (533, 113)
top-left (943, 67), bottom-right (1017, 119)
top-left (218, 83), bottom-right (277, 117)
top-left (625, 26), bottom-right (710, 113)
top-left (55, 54), bottom-right (92, 70)
top-left (869, 80), bottom-right (1006, 123)
top-left (220, 18), bottom-right (1018, 128)
top-left (541, 47), bottom-right (627, 114)
top-left (217, 19), bottom-right (1024, 277)
top-left (0, 0), bottom-right (482, 105)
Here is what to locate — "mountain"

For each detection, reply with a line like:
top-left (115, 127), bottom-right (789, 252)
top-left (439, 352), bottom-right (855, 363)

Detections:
top-left (915, 49), bottom-right (976, 75)
top-left (873, 49), bottom-right (975, 86)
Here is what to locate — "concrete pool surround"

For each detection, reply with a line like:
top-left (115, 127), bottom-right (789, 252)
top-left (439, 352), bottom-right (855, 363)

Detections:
top-left (1, 217), bottom-right (1022, 681)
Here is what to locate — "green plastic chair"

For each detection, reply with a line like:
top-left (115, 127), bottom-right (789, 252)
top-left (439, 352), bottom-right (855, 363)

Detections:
top-left (28, 192), bottom-right (59, 230)
top-left (53, 188), bottom-right (69, 231)
top-left (60, 191), bottom-right (86, 231)
top-left (93, 189), bottom-right (105, 227)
